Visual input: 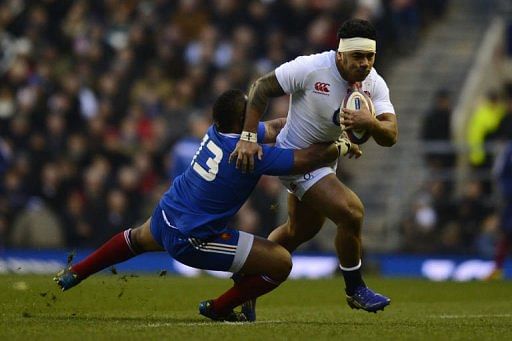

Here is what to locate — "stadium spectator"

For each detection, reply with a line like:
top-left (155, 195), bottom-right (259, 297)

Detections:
top-left (168, 113), bottom-right (211, 181)
top-left (401, 180), bottom-right (453, 253)
top-left (400, 177), bottom-right (500, 255)
top-left (466, 91), bottom-right (506, 169)
top-left (401, 195), bottom-right (439, 253)
top-left (9, 197), bottom-right (65, 248)
top-left (387, 0), bottom-right (420, 53)
top-left (421, 89), bottom-right (455, 170)
top-left (437, 221), bottom-right (464, 254)
top-left (62, 190), bottom-right (94, 248)
top-left (475, 213), bottom-right (499, 258)
top-left (454, 179), bottom-right (492, 252)
top-left (0, 138), bottom-right (12, 176)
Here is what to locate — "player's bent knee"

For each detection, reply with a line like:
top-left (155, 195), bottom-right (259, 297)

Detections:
top-left (270, 245), bottom-right (292, 282)
top-left (348, 200), bottom-right (364, 224)
top-left (334, 198), bottom-right (364, 226)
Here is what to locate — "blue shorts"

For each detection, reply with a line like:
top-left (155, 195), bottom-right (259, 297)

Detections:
top-left (150, 205), bottom-right (254, 272)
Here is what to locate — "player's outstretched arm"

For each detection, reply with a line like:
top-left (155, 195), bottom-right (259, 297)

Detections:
top-left (291, 138), bottom-right (361, 174)
top-left (263, 118), bottom-right (287, 143)
top-left (230, 72), bottom-right (286, 173)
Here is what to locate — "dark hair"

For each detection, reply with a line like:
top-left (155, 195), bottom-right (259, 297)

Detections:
top-left (212, 89), bottom-right (247, 132)
top-left (337, 19), bottom-right (376, 40)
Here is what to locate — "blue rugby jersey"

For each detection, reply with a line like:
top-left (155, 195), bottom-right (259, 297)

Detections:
top-left (160, 122), bottom-right (294, 238)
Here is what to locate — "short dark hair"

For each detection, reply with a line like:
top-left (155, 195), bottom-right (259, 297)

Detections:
top-left (337, 19), bottom-right (376, 41)
top-left (212, 89), bottom-right (247, 132)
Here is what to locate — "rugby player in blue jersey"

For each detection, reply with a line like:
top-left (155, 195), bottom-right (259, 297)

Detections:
top-left (54, 89), bottom-right (360, 322)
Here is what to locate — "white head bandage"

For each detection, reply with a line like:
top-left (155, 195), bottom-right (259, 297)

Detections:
top-left (338, 38), bottom-right (376, 53)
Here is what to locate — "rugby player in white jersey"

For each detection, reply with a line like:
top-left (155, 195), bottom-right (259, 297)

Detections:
top-left (230, 19), bottom-right (397, 316)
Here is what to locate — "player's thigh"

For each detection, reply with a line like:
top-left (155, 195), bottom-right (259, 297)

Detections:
top-left (287, 193), bottom-right (326, 239)
top-left (302, 174), bottom-right (364, 224)
top-left (170, 229), bottom-right (255, 273)
top-left (240, 236), bottom-right (292, 280)
top-left (131, 218), bottom-right (165, 252)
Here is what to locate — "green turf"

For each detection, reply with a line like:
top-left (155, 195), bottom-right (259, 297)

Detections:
top-left (1, 274), bottom-right (511, 340)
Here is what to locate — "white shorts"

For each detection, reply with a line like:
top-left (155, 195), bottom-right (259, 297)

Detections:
top-left (279, 164), bottom-right (336, 200)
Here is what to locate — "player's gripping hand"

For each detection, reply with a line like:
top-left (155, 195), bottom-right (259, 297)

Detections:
top-left (341, 100), bottom-right (376, 132)
top-left (347, 141), bottom-right (363, 159)
top-left (335, 136), bottom-right (363, 159)
top-left (229, 140), bottom-right (263, 173)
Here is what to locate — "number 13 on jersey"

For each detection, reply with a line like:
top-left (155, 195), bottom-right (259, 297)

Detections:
top-left (191, 134), bottom-right (223, 181)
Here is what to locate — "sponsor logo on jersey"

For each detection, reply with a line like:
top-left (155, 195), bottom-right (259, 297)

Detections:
top-left (313, 82), bottom-right (330, 95)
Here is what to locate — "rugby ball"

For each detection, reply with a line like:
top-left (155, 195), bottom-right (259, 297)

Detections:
top-left (340, 90), bottom-right (375, 144)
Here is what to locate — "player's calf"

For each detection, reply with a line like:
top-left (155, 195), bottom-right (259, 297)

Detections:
top-left (201, 238), bottom-right (292, 321)
top-left (240, 237), bottom-right (292, 281)
top-left (53, 221), bottom-right (158, 291)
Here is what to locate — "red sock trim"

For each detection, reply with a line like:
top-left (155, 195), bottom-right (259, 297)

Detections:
top-left (212, 275), bottom-right (281, 315)
top-left (72, 229), bottom-right (137, 279)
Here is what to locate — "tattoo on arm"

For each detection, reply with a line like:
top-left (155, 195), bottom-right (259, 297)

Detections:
top-left (247, 71), bottom-right (285, 118)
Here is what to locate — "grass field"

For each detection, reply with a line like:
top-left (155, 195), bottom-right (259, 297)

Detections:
top-left (1, 274), bottom-right (511, 340)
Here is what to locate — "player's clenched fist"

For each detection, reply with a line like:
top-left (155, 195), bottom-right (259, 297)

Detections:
top-left (229, 139), bottom-right (263, 173)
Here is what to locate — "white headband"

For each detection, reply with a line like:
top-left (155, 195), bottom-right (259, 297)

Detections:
top-left (338, 38), bottom-right (376, 53)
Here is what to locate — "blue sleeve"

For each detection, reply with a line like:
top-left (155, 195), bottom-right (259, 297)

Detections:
top-left (257, 122), bottom-right (265, 143)
top-left (254, 145), bottom-right (294, 176)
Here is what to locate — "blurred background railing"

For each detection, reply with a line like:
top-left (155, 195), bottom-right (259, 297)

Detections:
top-left (1, 1), bottom-right (512, 271)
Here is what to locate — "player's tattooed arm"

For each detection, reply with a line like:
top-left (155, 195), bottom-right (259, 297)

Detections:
top-left (230, 72), bottom-right (286, 173)
top-left (244, 71), bottom-right (286, 133)
top-left (263, 118), bottom-right (287, 143)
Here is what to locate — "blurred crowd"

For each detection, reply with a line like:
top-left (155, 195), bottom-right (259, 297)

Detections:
top-left (402, 82), bottom-right (512, 256)
top-left (0, 0), bottom-right (448, 250)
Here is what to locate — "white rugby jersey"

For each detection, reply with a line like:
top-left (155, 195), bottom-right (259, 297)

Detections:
top-left (275, 50), bottom-right (395, 149)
